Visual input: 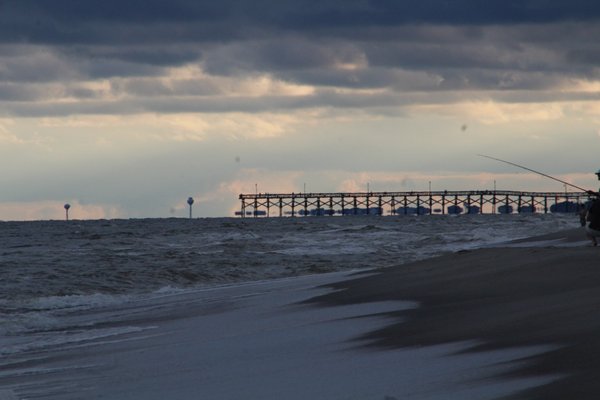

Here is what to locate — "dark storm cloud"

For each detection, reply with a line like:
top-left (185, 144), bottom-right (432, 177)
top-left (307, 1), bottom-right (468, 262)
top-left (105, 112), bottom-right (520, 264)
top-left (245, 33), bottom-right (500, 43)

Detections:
top-left (3, 0), bottom-right (600, 45)
top-left (201, 38), bottom-right (364, 76)
top-left (1, 1), bottom-right (600, 116)
top-left (0, 83), bottom-right (41, 101)
top-left (0, 1), bottom-right (224, 42)
top-left (64, 46), bottom-right (203, 67)
top-left (118, 78), bottom-right (223, 97)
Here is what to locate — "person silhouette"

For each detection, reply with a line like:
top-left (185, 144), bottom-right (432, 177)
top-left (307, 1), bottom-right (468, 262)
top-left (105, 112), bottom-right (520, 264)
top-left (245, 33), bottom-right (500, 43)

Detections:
top-left (585, 170), bottom-right (600, 246)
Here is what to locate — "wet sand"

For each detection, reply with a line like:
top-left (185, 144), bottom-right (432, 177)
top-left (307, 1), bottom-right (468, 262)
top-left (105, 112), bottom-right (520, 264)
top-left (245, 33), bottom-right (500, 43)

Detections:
top-left (309, 227), bottom-right (600, 399)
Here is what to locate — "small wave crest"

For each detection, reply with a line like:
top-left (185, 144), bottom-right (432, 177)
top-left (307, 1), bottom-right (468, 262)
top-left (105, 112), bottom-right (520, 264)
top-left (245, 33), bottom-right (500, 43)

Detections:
top-left (0, 292), bottom-right (136, 337)
top-left (0, 325), bottom-right (156, 357)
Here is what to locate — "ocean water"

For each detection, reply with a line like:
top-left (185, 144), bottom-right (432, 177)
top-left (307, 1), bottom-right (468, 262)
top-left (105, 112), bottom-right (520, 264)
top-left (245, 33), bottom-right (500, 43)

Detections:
top-left (0, 214), bottom-right (578, 357)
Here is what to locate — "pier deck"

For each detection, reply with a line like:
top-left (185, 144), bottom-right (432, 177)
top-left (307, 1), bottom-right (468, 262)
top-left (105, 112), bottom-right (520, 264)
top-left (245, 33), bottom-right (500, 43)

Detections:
top-left (238, 190), bottom-right (592, 217)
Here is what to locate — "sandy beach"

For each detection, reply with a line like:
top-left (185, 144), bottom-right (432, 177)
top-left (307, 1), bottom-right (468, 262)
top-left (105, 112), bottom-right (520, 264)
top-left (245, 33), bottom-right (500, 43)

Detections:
top-left (309, 227), bottom-right (600, 399)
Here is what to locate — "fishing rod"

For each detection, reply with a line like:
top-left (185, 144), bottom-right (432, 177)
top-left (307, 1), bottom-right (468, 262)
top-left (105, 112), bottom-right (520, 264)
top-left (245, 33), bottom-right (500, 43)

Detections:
top-left (478, 154), bottom-right (594, 194)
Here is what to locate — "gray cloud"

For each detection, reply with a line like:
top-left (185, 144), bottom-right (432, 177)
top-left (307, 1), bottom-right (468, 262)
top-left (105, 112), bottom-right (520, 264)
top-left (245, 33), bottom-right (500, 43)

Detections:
top-left (0, 2), bottom-right (599, 117)
top-left (8, 86), bottom-right (600, 119)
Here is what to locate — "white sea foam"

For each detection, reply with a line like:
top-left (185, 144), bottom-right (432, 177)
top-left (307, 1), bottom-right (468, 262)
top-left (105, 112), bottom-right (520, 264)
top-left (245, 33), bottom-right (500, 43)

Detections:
top-left (0, 272), bottom-right (562, 400)
top-left (29, 293), bottom-right (133, 312)
top-left (0, 390), bottom-right (18, 400)
top-left (0, 325), bottom-right (157, 358)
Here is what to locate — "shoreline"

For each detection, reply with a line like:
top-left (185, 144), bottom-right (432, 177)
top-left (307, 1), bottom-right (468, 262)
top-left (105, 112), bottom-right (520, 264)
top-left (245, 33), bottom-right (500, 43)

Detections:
top-left (2, 226), bottom-right (594, 399)
top-left (4, 268), bottom-right (545, 400)
top-left (308, 226), bottom-right (600, 399)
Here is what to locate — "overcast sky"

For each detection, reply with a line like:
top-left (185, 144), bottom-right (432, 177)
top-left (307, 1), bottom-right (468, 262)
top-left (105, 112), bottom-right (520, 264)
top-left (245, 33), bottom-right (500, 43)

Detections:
top-left (1, 0), bottom-right (600, 220)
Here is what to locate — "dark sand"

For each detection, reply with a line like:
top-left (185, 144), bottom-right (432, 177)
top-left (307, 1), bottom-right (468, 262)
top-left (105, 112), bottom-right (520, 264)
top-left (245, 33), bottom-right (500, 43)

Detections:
top-left (309, 227), bottom-right (600, 400)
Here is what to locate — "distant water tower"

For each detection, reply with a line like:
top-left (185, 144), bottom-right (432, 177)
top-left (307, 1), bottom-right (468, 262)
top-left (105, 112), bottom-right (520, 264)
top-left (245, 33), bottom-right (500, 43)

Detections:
top-left (64, 203), bottom-right (71, 221)
top-left (187, 197), bottom-right (194, 219)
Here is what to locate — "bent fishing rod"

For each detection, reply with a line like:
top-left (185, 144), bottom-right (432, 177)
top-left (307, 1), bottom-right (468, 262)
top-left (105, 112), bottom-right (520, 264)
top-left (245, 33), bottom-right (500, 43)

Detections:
top-left (478, 154), bottom-right (596, 194)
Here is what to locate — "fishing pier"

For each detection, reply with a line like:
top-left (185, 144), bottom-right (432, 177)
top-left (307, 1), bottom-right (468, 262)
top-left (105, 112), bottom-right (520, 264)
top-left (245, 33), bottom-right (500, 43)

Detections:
top-left (237, 190), bottom-right (592, 217)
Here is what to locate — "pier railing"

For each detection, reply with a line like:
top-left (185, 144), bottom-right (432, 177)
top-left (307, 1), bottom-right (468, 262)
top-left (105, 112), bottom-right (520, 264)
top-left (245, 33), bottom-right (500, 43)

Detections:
top-left (237, 190), bottom-right (592, 217)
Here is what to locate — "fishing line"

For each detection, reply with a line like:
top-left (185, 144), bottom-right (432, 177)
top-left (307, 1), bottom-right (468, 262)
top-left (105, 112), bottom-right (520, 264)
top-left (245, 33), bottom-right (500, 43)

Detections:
top-left (478, 154), bottom-right (592, 193)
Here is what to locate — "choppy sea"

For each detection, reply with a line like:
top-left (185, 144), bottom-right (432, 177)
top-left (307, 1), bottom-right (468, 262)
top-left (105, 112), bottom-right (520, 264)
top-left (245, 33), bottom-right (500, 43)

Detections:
top-left (0, 214), bottom-right (579, 362)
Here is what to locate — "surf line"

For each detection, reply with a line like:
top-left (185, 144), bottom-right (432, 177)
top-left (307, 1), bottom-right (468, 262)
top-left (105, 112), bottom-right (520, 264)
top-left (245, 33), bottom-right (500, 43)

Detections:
top-left (478, 154), bottom-right (594, 194)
